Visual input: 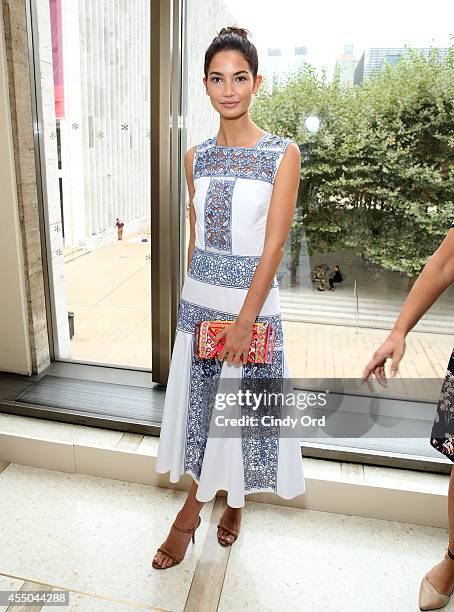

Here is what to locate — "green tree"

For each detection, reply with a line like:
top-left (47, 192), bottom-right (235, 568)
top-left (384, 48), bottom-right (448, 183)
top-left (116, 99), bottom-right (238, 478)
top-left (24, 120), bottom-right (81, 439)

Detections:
top-left (251, 45), bottom-right (454, 286)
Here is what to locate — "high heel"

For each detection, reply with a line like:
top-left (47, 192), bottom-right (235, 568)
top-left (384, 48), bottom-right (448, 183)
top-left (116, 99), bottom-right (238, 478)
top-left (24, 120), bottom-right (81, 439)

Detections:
top-left (419, 547), bottom-right (454, 610)
top-left (217, 508), bottom-right (241, 547)
top-left (152, 515), bottom-right (201, 570)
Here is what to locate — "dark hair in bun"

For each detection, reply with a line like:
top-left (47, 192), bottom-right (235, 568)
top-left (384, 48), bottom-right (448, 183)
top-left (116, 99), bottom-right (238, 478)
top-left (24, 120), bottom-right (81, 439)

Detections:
top-left (218, 26), bottom-right (250, 38)
top-left (204, 26), bottom-right (259, 80)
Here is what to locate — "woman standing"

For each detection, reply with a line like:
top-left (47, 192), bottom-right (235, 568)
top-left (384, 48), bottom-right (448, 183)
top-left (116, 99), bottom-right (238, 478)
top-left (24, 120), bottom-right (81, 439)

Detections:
top-left (153, 26), bottom-right (305, 569)
top-left (362, 222), bottom-right (454, 609)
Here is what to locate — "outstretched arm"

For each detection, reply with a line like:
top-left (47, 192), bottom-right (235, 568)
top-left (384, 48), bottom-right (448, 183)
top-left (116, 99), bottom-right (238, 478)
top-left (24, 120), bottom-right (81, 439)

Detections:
top-left (390, 228), bottom-right (454, 336)
top-left (362, 226), bottom-right (454, 383)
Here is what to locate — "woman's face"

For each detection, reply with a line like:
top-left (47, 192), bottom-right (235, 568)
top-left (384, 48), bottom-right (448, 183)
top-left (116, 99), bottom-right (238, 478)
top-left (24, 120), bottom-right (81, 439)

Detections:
top-left (204, 50), bottom-right (261, 117)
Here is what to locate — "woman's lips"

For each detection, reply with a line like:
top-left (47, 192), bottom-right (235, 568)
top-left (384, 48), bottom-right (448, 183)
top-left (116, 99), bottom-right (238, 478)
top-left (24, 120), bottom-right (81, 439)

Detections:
top-left (222, 102), bottom-right (239, 107)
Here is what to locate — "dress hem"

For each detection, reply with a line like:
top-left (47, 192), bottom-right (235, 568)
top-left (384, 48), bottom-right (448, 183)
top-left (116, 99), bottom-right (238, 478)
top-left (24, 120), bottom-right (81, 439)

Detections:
top-left (154, 465), bottom-right (307, 508)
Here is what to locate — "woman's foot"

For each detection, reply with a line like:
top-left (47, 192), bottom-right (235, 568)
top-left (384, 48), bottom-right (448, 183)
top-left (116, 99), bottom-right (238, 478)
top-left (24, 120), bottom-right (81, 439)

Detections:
top-left (152, 509), bottom-right (201, 569)
top-left (217, 505), bottom-right (242, 546)
top-left (424, 549), bottom-right (454, 597)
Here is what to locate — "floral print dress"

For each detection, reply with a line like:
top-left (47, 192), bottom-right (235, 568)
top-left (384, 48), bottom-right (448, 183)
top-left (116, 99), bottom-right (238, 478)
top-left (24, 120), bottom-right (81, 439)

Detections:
top-left (431, 347), bottom-right (454, 461)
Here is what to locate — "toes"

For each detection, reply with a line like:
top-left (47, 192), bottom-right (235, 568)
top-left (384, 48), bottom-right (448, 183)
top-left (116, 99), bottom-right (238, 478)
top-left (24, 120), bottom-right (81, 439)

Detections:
top-left (153, 551), bottom-right (173, 568)
top-left (218, 528), bottom-right (226, 542)
top-left (217, 527), bottom-right (233, 544)
top-left (153, 553), bottom-right (162, 567)
top-left (161, 555), bottom-right (169, 567)
top-left (155, 553), bottom-right (170, 568)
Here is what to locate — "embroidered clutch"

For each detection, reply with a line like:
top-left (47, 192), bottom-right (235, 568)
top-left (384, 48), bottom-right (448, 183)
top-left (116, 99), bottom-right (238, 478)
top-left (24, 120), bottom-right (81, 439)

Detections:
top-left (193, 320), bottom-right (275, 365)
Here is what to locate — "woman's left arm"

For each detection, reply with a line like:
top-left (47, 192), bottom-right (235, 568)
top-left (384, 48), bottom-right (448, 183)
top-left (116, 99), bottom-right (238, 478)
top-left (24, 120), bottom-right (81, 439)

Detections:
top-left (236, 142), bottom-right (301, 329)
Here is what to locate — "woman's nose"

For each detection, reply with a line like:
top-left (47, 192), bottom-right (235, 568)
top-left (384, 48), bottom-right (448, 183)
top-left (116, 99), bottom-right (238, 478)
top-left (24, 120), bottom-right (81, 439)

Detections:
top-left (223, 82), bottom-right (233, 95)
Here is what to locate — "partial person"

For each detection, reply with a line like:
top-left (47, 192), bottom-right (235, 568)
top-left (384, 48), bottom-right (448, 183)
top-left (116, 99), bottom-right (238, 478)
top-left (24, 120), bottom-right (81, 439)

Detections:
top-left (362, 221), bottom-right (454, 610)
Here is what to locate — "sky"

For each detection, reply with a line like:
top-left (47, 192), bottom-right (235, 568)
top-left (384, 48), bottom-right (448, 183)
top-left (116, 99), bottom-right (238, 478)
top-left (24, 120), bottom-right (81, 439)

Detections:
top-left (226, 0), bottom-right (453, 76)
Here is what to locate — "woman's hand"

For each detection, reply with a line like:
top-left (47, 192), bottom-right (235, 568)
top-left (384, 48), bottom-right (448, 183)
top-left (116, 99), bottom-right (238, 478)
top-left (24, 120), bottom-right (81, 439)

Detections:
top-left (214, 320), bottom-right (254, 366)
top-left (361, 330), bottom-right (406, 390)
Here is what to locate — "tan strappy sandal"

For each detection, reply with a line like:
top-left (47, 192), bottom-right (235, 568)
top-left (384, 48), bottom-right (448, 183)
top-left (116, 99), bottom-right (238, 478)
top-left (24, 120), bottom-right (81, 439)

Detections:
top-left (152, 515), bottom-right (201, 569)
top-left (419, 547), bottom-right (454, 610)
top-left (217, 509), bottom-right (241, 547)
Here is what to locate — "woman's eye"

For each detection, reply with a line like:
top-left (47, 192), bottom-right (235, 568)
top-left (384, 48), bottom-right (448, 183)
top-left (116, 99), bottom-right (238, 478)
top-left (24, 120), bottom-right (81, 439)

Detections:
top-left (211, 76), bottom-right (247, 83)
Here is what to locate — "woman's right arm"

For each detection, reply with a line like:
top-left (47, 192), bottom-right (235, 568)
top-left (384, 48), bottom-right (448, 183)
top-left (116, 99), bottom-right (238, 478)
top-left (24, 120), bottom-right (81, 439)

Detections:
top-left (184, 146), bottom-right (197, 273)
top-left (362, 227), bottom-right (454, 384)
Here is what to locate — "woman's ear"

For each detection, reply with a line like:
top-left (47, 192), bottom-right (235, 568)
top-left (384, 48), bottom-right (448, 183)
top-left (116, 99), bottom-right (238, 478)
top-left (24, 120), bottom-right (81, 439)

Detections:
top-left (253, 74), bottom-right (263, 94)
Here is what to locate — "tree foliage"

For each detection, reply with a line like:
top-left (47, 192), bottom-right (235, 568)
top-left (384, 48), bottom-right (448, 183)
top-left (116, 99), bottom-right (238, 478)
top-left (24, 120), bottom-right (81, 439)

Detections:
top-left (250, 44), bottom-right (454, 279)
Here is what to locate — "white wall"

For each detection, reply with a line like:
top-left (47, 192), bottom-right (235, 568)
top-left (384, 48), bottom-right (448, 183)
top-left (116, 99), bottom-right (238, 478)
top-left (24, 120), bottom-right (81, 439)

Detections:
top-left (0, 12), bottom-right (32, 375)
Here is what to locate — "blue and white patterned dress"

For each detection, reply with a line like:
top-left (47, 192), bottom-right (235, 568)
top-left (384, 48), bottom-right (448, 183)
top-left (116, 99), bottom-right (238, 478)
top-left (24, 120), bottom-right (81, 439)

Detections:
top-left (154, 131), bottom-right (306, 507)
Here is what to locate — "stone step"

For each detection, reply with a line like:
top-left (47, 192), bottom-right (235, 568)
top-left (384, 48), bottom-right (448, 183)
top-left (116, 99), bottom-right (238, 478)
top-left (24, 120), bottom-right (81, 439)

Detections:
top-left (279, 290), bottom-right (454, 331)
top-left (280, 290), bottom-right (452, 311)
top-left (280, 300), bottom-right (453, 320)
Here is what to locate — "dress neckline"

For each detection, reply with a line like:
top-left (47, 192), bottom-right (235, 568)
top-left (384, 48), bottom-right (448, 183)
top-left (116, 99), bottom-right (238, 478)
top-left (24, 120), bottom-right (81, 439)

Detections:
top-left (212, 131), bottom-right (269, 150)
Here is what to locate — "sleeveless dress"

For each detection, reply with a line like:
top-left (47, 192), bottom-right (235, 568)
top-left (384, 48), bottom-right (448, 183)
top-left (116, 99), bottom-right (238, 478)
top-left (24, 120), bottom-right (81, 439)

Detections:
top-left (429, 221), bottom-right (454, 461)
top-left (154, 131), bottom-right (306, 507)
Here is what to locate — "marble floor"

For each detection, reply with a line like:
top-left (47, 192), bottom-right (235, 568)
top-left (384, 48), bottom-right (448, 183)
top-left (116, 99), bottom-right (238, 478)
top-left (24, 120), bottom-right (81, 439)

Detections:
top-left (0, 460), bottom-right (453, 612)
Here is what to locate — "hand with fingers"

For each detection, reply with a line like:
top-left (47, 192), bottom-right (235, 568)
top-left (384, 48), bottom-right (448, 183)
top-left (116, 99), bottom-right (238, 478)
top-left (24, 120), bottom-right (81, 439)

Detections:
top-left (361, 330), bottom-right (407, 391)
top-left (213, 320), bottom-right (254, 366)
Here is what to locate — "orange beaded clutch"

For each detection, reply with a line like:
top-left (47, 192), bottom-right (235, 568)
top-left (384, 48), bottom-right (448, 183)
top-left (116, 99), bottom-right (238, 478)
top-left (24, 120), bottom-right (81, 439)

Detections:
top-left (193, 320), bottom-right (275, 365)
